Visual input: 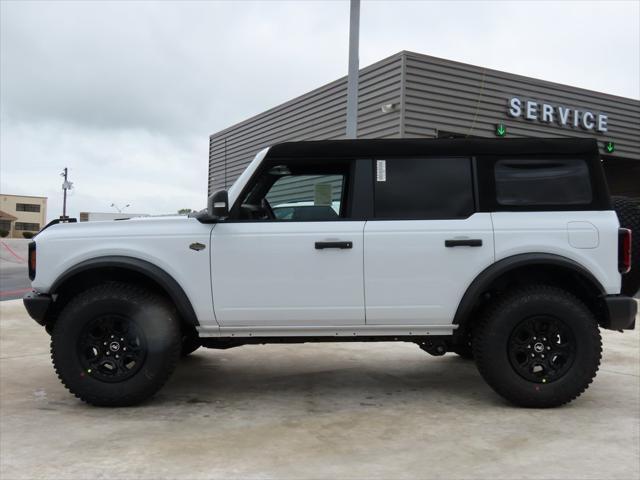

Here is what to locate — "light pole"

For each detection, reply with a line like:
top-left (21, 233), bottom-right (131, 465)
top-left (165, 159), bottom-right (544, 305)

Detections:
top-left (346, 0), bottom-right (360, 139)
top-left (60, 167), bottom-right (73, 219)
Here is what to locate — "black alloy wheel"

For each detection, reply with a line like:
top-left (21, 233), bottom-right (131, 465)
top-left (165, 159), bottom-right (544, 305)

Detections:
top-left (472, 285), bottom-right (601, 408)
top-left (78, 314), bottom-right (147, 382)
top-left (507, 315), bottom-right (575, 384)
top-left (52, 282), bottom-right (182, 406)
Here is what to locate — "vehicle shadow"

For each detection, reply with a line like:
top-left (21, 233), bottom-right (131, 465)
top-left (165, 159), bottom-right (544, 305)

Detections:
top-left (154, 345), bottom-right (506, 409)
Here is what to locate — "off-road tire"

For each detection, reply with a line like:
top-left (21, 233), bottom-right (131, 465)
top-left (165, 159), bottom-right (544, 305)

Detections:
top-left (452, 344), bottom-right (474, 360)
top-left (51, 283), bottom-right (181, 407)
top-left (181, 333), bottom-right (201, 357)
top-left (612, 196), bottom-right (640, 296)
top-left (451, 334), bottom-right (474, 360)
top-left (472, 285), bottom-right (601, 408)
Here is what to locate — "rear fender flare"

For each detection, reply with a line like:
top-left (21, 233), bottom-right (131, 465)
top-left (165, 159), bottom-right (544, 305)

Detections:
top-left (453, 253), bottom-right (605, 326)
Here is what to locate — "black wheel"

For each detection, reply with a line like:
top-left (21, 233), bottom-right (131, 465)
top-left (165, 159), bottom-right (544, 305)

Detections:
top-left (181, 332), bottom-right (201, 357)
top-left (51, 283), bottom-right (181, 406)
top-left (473, 285), bottom-right (601, 408)
top-left (612, 196), bottom-right (640, 296)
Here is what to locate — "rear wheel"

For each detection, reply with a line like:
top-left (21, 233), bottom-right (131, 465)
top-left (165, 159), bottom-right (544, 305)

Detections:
top-left (51, 283), bottom-right (181, 406)
top-left (473, 285), bottom-right (601, 408)
top-left (451, 334), bottom-right (474, 359)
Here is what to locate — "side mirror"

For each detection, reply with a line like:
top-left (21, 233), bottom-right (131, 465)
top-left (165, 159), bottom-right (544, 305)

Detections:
top-left (207, 190), bottom-right (229, 219)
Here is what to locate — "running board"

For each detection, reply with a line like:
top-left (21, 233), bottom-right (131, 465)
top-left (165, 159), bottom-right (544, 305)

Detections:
top-left (197, 324), bottom-right (457, 338)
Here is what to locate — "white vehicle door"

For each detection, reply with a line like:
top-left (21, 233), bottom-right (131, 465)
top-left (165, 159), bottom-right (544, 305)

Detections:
top-left (364, 157), bottom-right (495, 325)
top-left (211, 159), bottom-right (366, 327)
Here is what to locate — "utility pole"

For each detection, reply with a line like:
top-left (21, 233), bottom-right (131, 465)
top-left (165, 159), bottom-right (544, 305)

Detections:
top-left (60, 167), bottom-right (73, 219)
top-left (346, 0), bottom-right (360, 139)
top-left (110, 203), bottom-right (130, 214)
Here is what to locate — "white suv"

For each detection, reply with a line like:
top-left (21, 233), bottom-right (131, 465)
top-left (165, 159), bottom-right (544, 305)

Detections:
top-left (23, 138), bottom-right (638, 407)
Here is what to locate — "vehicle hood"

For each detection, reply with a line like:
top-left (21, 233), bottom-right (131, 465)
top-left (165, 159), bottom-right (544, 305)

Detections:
top-left (35, 216), bottom-right (195, 241)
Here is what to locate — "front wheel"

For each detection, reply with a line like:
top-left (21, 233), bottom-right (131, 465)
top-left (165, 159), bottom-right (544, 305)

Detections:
top-left (51, 283), bottom-right (182, 406)
top-left (181, 332), bottom-right (201, 357)
top-left (473, 286), bottom-right (601, 408)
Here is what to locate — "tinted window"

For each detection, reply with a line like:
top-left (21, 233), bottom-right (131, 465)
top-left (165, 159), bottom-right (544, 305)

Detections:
top-left (374, 157), bottom-right (474, 219)
top-left (495, 159), bottom-right (592, 206)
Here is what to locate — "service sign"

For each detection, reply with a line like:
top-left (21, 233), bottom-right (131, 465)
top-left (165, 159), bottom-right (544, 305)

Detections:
top-left (507, 97), bottom-right (608, 133)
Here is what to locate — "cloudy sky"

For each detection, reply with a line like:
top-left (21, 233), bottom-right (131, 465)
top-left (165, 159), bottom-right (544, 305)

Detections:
top-left (2, 0), bottom-right (639, 221)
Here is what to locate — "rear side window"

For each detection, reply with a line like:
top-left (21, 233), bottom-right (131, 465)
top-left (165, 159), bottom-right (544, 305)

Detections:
top-left (374, 157), bottom-right (474, 219)
top-left (495, 158), bottom-right (592, 206)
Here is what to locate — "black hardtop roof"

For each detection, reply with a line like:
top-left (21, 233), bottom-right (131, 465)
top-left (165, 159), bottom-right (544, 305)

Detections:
top-left (266, 138), bottom-right (599, 159)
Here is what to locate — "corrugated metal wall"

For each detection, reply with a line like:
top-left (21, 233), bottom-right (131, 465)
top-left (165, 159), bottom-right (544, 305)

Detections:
top-left (208, 54), bottom-right (403, 195)
top-left (209, 51), bottom-right (640, 196)
top-left (403, 52), bottom-right (640, 163)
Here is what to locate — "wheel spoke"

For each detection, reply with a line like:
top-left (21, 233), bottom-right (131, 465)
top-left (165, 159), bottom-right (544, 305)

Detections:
top-left (508, 315), bottom-right (575, 384)
top-left (77, 314), bottom-right (146, 382)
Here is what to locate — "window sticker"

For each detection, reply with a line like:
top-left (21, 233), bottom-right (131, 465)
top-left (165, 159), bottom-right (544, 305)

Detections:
top-left (376, 160), bottom-right (386, 182)
top-left (314, 183), bottom-right (332, 206)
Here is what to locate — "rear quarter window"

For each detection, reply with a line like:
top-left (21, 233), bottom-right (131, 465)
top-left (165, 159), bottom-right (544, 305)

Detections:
top-left (495, 158), bottom-right (592, 206)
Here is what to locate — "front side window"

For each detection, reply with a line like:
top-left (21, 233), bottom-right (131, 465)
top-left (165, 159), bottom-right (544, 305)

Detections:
top-left (495, 158), bottom-right (592, 206)
top-left (374, 157), bottom-right (474, 219)
top-left (237, 162), bottom-right (349, 221)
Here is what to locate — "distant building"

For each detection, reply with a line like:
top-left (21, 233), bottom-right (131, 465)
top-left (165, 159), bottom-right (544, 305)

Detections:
top-left (0, 194), bottom-right (47, 238)
top-left (79, 212), bottom-right (149, 222)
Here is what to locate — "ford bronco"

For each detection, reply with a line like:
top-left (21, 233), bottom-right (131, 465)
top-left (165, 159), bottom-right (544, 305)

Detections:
top-left (23, 138), bottom-right (638, 407)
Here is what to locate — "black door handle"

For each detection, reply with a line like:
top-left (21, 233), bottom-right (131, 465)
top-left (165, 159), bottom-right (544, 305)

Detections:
top-left (315, 241), bottom-right (353, 249)
top-left (445, 239), bottom-right (483, 247)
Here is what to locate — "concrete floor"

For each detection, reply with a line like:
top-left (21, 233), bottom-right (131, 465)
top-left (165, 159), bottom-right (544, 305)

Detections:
top-left (1, 300), bottom-right (638, 480)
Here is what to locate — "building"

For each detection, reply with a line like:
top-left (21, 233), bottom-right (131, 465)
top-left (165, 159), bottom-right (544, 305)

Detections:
top-left (0, 194), bottom-right (47, 238)
top-left (79, 212), bottom-right (150, 222)
top-left (208, 51), bottom-right (640, 200)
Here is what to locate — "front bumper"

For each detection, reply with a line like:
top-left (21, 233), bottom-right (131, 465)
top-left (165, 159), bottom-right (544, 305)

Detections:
top-left (23, 291), bottom-right (52, 326)
top-left (602, 295), bottom-right (637, 330)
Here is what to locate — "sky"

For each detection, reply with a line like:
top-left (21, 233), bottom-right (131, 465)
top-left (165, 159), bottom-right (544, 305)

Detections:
top-left (1, 0), bottom-right (639, 221)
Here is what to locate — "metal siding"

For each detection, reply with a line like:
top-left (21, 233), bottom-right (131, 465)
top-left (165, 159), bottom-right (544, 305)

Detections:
top-left (208, 51), bottom-right (639, 197)
top-left (402, 52), bottom-right (640, 160)
top-left (208, 54), bottom-right (403, 194)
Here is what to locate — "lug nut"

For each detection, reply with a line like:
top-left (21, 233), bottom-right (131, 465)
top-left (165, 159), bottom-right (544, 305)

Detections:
top-left (115, 355), bottom-right (119, 359)
top-left (120, 338), bottom-right (124, 341)
top-left (541, 354), bottom-right (545, 358)
top-left (106, 352), bottom-right (110, 356)
top-left (531, 353), bottom-right (535, 357)
top-left (547, 346), bottom-right (551, 350)
top-left (533, 336), bottom-right (537, 340)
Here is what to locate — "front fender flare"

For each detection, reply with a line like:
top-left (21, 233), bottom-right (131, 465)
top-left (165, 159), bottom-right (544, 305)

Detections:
top-left (50, 256), bottom-right (199, 326)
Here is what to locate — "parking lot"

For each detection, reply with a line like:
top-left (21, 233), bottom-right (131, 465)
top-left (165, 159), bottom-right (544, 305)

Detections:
top-left (0, 299), bottom-right (638, 479)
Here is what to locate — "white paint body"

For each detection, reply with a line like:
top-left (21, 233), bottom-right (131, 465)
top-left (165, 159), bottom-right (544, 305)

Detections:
top-left (363, 214), bottom-right (494, 325)
top-left (32, 151), bottom-right (622, 338)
